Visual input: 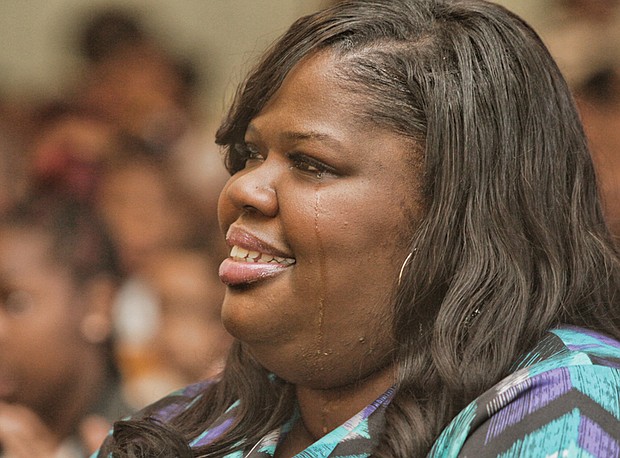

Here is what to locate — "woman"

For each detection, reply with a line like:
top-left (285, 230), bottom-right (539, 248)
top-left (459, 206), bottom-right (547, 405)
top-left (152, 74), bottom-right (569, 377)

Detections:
top-left (96, 0), bottom-right (620, 456)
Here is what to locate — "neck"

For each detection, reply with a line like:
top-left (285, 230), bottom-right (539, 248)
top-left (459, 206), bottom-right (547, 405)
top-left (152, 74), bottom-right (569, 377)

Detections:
top-left (276, 363), bottom-right (396, 456)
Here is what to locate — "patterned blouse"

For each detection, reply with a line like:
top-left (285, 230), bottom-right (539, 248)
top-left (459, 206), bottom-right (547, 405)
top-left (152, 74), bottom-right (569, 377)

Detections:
top-left (95, 326), bottom-right (620, 457)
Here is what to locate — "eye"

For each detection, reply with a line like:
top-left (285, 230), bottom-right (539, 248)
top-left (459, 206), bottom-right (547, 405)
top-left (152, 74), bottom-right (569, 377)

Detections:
top-left (288, 152), bottom-right (336, 178)
top-left (234, 142), bottom-right (264, 169)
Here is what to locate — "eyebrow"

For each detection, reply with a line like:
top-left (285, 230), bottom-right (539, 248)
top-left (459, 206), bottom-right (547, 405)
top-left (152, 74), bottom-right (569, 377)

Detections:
top-left (281, 130), bottom-right (331, 141)
top-left (246, 124), bottom-right (344, 149)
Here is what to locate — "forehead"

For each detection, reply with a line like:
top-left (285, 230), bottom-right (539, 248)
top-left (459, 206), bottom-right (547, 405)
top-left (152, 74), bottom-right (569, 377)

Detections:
top-left (249, 50), bottom-right (415, 153)
top-left (255, 50), bottom-right (364, 128)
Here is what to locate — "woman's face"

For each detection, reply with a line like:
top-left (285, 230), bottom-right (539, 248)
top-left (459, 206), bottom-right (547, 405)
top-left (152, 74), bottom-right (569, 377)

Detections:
top-left (218, 51), bottom-right (423, 389)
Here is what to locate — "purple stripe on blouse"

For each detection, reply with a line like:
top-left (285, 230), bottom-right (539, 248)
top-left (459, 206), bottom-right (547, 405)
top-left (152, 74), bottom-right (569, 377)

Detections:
top-left (192, 417), bottom-right (235, 447)
top-left (578, 415), bottom-right (620, 456)
top-left (486, 368), bottom-right (573, 442)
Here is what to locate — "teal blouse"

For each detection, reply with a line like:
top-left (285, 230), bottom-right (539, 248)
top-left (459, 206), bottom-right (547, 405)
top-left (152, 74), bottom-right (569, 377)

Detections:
top-left (95, 326), bottom-right (620, 457)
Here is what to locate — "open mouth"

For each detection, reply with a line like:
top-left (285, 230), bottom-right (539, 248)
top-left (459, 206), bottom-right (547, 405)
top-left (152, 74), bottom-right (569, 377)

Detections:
top-left (219, 246), bottom-right (295, 287)
top-left (229, 245), bottom-right (295, 265)
top-left (220, 226), bottom-right (296, 287)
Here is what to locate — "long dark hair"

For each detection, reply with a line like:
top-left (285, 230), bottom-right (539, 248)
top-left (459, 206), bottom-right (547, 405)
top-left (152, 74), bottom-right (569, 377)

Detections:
top-left (100, 0), bottom-right (620, 456)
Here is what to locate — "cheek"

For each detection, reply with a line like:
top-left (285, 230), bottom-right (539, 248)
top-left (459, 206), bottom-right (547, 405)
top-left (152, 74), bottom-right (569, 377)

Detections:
top-left (288, 187), bottom-right (408, 281)
top-left (218, 175), bottom-right (414, 385)
top-left (284, 189), bottom-right (405, 335)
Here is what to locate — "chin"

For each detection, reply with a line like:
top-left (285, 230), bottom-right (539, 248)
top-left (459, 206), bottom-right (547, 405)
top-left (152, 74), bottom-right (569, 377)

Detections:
top-left (220, 294), bottom-right (255, 340)
top-left (221, 305), bottom-right (286, 348)
top-left (220, 291), bottom-right (300, 346)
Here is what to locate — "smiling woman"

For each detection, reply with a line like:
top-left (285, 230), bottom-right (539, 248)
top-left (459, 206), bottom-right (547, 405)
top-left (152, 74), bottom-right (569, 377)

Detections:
top-left (217, 50), bottom-right (417, 395)
top-left (95, 0), bottom-right (620, 457)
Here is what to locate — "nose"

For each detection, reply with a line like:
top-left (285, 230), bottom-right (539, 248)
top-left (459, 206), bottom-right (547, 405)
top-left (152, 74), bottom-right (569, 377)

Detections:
top-left (221, 162), bottom-right (279, 218)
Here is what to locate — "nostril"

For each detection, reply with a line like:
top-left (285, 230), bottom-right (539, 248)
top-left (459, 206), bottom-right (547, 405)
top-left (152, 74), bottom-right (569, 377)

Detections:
top-left (242, 205), bottom-right (257, 214)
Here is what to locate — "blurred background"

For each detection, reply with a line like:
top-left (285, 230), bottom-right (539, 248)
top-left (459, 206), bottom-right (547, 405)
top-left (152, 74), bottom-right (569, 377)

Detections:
top-left (0, 0), bottom-right (553, 122)
top-left (0, 1), bottom-right (618, 456)
top-left (0, 1), bottom-right (328, 121)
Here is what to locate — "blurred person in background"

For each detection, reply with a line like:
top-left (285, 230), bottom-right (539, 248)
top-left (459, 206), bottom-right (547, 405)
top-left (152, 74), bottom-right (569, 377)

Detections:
top-left (120, 245), bottom-right (231, 408)
top-left (71, 7), bottom-right (228, 230)
top-left (93, 145), bottom-right (224, 409)
top-left (575, 69), bottom-right (620, 241)
top-left (0, 140), bottom-right (28, 217)
top-left (72, 8), bottom-right (198, 155)
top-left (26, 103), bottom-right (119, 206)
top-left (543, 0), bottom-right (620, 88)
top-left (0, 199), bottom-right (131, 457)
top-left (94, 145), bottom-right (208, 276)
top-left (0, 95), bottom-right (34, 216)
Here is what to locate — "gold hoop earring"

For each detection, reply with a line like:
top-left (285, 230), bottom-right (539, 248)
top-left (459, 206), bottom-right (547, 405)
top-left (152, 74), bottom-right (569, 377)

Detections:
top-left (398, 251), bottom-right (414, 286)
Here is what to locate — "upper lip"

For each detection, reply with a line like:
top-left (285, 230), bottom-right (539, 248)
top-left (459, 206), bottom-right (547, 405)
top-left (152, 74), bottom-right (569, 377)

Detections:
top-left (225, 225), bottom-right (294, 259)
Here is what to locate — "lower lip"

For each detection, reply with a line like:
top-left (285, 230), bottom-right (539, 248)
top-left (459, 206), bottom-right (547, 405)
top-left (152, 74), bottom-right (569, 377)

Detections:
top-left (219, 258), bottom-right (292, 286)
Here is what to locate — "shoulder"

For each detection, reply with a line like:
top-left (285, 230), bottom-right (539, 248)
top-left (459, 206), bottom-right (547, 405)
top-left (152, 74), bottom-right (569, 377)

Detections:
top-left (429, 326), bottom-right (620, 458)
top-left (137, 379), bottom-right (214, 423)
top-left (92, 380), bottom-right (214, 458)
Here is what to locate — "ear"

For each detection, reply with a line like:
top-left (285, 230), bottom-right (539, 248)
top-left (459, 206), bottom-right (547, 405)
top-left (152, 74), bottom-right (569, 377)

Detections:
top-left (79, 274), bottom-right (117, 345)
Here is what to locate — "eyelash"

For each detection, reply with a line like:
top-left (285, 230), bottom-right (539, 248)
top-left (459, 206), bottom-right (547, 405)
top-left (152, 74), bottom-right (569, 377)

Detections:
top-left (287, 152), bottom-right (335, 177)
top-left (235, 143), bottom-right (261, 161)
top-left (235, 143), bottom-right (336, 178)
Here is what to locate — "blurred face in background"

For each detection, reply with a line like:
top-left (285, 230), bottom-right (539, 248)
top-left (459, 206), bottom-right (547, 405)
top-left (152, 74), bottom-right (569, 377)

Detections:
top-left (96, 158), bottom-right (191, 273)
top-left (143, 249), bottom-right (231, 383)
top-left (81, 45), bottom-right (187, 146)
top-left (0, 227), bottom-right (87, 421)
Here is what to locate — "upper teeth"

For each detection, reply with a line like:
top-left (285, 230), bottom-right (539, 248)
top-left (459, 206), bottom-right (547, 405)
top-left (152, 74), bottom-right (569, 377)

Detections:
top-left (230, 245), bottom-right (295, 265)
